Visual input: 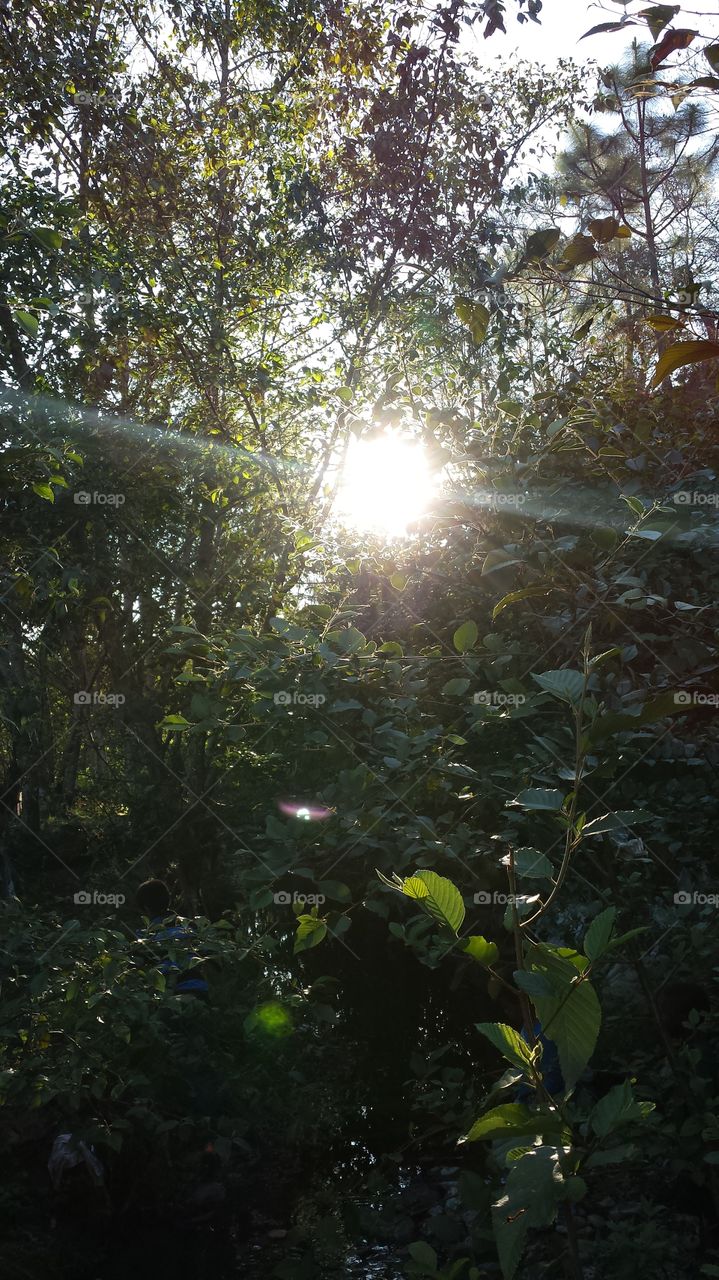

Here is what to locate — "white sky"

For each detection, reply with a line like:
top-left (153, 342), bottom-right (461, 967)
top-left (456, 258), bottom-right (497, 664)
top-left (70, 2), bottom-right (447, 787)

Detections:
top-left (467, 0), bottom-right (719, 68)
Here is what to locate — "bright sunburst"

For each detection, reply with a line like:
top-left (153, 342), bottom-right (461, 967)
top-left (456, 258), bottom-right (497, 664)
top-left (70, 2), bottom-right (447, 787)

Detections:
top-left (334, 433), bottom-right (437, 536)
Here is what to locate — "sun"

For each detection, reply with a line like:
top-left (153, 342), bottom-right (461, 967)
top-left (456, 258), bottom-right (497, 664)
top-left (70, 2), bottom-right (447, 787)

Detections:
top-left (334, 432), bottom-right (437, 536)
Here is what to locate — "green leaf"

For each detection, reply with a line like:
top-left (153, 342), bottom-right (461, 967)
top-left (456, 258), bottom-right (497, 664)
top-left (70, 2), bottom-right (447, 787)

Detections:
top-left (16, 309), bottom-right (38, 336)
top-left (511, 788), bottom-right (565, 811)
top-left (590, 1079), bottom-right (645, 1138)
top-left (402, 869), bottom-right (465, 934)
top-left (407, 1241), bottom-right (438, 1271)
top-left (532, 669), bottom-right (585, 704)
top-left (316, 879), bottom-right (351, 902)
top-left (621, 494), bottom-right (645, 517)
top-left (583, 906), bottom-right (616, 961)
top-left (513, 969), bottom-right (557, 998)
top-left (453, 620), bottom-right (478, 653)
top-left (476, 1022), bottom-right (534, 1071)
top-left (650, 340), bottom-right (719, 388)
top-left (31, 226), bottom-right (63, 251)
top-left (442, 677), bottom-right (471, 696)
top-left (585, 1143), bottom-right (636, 1168)
top-left (492, 583), bottom-right (552, 620)
top-left (454, 295), bottom-right (490, 345)
top-left (581, 810), bottom-right (650, 836)
top-left (522, 227), bottom-right (560, 261)
top-left (462, 935), bottom-right (499, 966)
top-left (640, 5), bottom-right (680, 42)
top-left (527, 947), bottom-right (601, 1089)
top-left (294, 917), bottom-right (327, 953)
top-left (465, 1102), bottom-right (549, 1142)
top-left (378, 641), bottom-right (403, 657)
top-left (159, 714), bottom-right (191, 730)
top-left (32, 481), bottom-right (54, 501)
top-left (502, 848), bottom-right (553, 879)
top-left (558, 233), bottom-right (598, 271)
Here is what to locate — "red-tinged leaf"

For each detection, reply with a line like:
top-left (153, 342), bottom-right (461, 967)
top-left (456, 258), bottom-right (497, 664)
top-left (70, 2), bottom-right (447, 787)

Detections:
top-left (650, 29), bottom-right (696, 70)
top-left (650, 340), bottom-right (719, 388)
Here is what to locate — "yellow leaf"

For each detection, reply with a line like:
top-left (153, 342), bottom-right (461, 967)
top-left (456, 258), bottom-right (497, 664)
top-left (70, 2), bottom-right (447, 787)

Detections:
top-left (650, 340), bottom-right (719, 389)
top-left (646, 315), bottom-right (682, 332)
top-left (587, 216), bottom-right (619, 243)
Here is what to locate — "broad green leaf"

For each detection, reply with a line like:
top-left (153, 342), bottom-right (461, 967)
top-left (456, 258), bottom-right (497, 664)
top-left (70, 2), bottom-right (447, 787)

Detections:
top-left (407, 1241), bottom-right (438, 1271)
top-left (522, 227), bottom-right (560, 261)
top-left (453, 620), bottom-right (478, 652)
top-left (159, 714), bottom-right (191, 729)
top-left (402, 869), bottom-right (465, 934)
top-left (316, 879), bottom-right (351, 902)
top-left (513, 969), bottom-right (557, 998)
top-left (32, 481), bottom-right (54, 501)
top-left (16, 309), bottom-right (38, 336)
top-left (31, 226), bottom-right (63, 251)
top-left (620, 494), bottom-right (645, 516)
top-left (294, 916), bottom-right (327, 953)
top-left (640, 5), bottom-right (680, 42)
top-left (650, 340), bottom-right (719, 388)
top-left (527, 947), bottom-right (601, 1089)
top-left (581, 810), bottom-right (650, 836)
top-left (585, 1143), bottom-right (636, 1168)
top-left (476, 1022), bottom-right (534, 1071)
top-left (492, 1146), bottom-right (566, 1279)
top-left (558, 233), bottom-right (598, 270)
top-left (532, 669), bottom-right (585, 703)
top-left (502, 848), bottom-right (553, 879)
top-left (462, 935), bottom-right (499, 966)
top-left (583, 906), bottom-right (616, 961)
top-left (590, 1079), bottom-right (645, 1138)
top-left (442, 677), bottom-right (471, 696)
top-left (465, 1102), bottom-right (547, 1142)
top-left (511, 788), bottom-right (565, 811)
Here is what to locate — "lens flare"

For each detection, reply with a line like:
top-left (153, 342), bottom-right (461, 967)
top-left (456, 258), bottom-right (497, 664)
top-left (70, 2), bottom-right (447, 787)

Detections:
top-left (334, 432), bottom-right (437, 536)
top-left (277, 800), bottom-right (333, 821)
